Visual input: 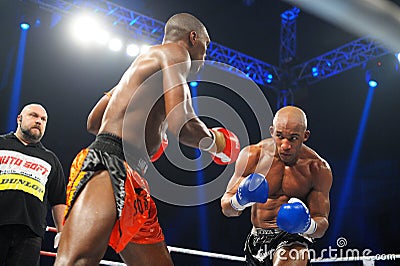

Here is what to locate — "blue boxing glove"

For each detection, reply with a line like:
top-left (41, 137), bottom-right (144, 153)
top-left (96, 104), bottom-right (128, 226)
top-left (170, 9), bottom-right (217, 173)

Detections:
top-left (277, 198), bottom-right (317, 235)
top-left (230, 173), bottom-right (269, 211)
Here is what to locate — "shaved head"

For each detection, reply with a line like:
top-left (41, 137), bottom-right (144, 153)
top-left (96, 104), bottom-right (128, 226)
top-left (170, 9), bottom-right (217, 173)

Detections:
top-left (16, 103), bottom-right (48, 143)
top-left (163, 13), bottom-right (207, 42)
top-left (270, 106), bottom-right (310, 164)
top-left (273, 106), bottom-right (307, 131)
top-left (20, 104), bottom-right (47, 117)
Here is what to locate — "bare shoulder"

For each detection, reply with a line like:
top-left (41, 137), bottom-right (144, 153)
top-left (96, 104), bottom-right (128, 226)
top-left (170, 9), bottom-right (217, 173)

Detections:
top-left (258, 138), bottom-right (275, 153)
top-left (302, 145), bottom-right (332, 187)
top-left (155, 43), bottom-right (191, 66)
top-left (237, 138), bottom-right (274, 174)
top-left (241, 138), bottom-right (273, 159)
top-left (121, 43), bottom-right (191, 83)
top-left (302, 145), bottom-right (330, 169)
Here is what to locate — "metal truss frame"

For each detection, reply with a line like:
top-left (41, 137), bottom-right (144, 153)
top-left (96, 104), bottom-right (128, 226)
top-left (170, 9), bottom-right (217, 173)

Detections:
top-left (30, 0), bottom-right (391, 95)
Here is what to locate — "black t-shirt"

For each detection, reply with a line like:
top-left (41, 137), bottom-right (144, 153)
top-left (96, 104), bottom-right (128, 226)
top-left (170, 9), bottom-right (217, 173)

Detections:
top-left (0, 132), bottom-right (66, 237)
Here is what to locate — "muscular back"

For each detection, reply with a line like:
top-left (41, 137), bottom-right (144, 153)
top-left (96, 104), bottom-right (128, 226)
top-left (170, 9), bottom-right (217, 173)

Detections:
top-left (99, 43), bottom-right (191, 154)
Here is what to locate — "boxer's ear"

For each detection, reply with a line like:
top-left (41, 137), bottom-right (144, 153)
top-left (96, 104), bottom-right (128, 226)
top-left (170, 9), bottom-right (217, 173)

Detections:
top-left (303, 130), bottom-right (310, 142)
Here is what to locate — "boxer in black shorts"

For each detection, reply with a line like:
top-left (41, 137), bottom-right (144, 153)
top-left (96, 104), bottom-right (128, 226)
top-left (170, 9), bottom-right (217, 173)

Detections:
top-left (221, 106), bottom-right (333, 266)
top-left (244, 227), bottom-right (313, 265)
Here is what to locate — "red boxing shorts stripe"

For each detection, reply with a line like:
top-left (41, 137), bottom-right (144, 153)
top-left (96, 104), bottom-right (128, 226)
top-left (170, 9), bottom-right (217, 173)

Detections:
top-left (65, 147), bottom-right (165, 253)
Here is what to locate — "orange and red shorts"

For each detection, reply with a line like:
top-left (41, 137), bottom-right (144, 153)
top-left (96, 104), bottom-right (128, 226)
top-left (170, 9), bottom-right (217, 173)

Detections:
top-left (64, 133), bottom-right (165, 253)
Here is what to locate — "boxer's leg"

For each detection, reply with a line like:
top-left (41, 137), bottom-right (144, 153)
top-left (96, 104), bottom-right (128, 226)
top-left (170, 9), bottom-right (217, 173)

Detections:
top-left (120, 241), bottom-right (174, 266)
top-left (273, 243), bottom-right (310, 266)
top-left (55, 170), bottom-right (117, 265)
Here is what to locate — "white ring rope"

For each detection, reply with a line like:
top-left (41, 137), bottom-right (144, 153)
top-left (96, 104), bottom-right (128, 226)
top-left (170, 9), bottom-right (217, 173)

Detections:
top-left (167, 246), bottom-right (245, 262)
top-left (311, 254), bottom-right (400, 263)
top-left (44, 227), bottom-right (399, 265)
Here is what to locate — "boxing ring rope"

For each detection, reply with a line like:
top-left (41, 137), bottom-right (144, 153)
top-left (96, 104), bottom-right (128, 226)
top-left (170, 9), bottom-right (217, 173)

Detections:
top-left (44, 227), bottom-right (399, 265)
top-left (166, 246), bottom-right (245, 262)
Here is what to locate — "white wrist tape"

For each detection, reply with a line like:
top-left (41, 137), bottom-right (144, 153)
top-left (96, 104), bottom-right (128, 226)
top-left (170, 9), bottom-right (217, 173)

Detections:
top-left (202, 130), bottom-right (216, 152)
top-left (213, 152), bottom-right (231, 163)
top-left (304, 218), bottom-right (317, 235)
top-left (230, 195), bottom-right (254, 211)
top-left (288, 197), bottom-right (303, 205)
top-left (230, 196), bottom-right (245, 211)
top-left (288, 197), bottom-right (317, 235)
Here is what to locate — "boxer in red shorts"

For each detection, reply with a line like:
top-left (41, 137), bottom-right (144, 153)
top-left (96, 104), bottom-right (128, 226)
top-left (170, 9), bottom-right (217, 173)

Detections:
top-left (64, 133), bottom-right (164, 253)
top-left (55, 13), bottom-right (240, 265)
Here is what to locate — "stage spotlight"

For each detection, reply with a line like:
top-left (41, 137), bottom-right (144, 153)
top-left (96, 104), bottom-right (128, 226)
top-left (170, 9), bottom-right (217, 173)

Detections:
top-left (266, 73), bottom-right (273, 84)
top-left (312, 66), bottom-right (319, 77)
top-left (242, 0), bottom-right (255, 7)
top-left (94, 29), bottom-right (110, 45)
top-left (72, 15), bottom-right (99, 43)
top-left (20, 22), bottom-right (30, 30)
top-left (126, 44), bottom-right (140, 57)
top-left (365, 69), bottom-right (379, 88)
top-left (368, 80), bottom-right (378, 88)
top-left (396, 52), bottom-right (400, 63)
top-left (189, 81), bottom-right (199, 88)
top-left (108, 38), bottom-right (122, 51)
top-left (35, 18), bottom-right (41, 27)
top-left (140, 44), bottom-right (150, 54)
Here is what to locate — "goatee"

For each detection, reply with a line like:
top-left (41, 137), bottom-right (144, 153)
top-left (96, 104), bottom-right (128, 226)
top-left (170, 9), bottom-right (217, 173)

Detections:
top-left (21, 127), bottom-right (42, 142)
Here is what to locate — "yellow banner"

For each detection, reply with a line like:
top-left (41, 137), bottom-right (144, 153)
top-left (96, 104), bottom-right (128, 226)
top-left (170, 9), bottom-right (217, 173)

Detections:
top-left (0, 174), bottom-right (45, 201)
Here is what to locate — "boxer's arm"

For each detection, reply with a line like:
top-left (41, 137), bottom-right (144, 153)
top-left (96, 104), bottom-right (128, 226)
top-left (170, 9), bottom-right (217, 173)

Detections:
top-left (87, 88), bottom-right (115, 135)
top-left (162, 47), bottom-right (213, 149)
top-left (221, 145), bottom-right (260, 217)
top-left (306, 159), bottom-right (333, 238)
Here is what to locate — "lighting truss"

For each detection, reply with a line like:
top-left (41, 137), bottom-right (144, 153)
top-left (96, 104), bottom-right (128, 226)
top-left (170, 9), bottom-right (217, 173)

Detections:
top-left (290, 37), bottom-right (389, 86)
top-left (30, 0), bottom-right (390, 92)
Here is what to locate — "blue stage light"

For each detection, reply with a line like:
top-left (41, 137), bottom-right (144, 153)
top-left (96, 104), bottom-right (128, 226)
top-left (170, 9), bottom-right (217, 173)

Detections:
top-left (20, 22), bottom-right (30, 30)
top-left (189, 81), bottom-right (199, 88)
top-left (368, 80), bottom-right (378, 88)
top-left (329, 85), bottom-right (375, 241)
top-left (312, 66), bottom-right (319, 77)
top-left (266, 73), bottom-right (273, 84)
top-left (8, 25), bottom-right (29, 131)
top-left (190, 85), bottom-right (210, 262)
top-left (365, 69), bottom-right (379, 88)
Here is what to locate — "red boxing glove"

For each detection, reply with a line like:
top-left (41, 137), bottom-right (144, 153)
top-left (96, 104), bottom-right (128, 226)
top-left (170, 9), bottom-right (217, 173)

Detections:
top-left (210, 127), bottom-right (240, 165)
top-left (150, 133), bottom-right (168, 162)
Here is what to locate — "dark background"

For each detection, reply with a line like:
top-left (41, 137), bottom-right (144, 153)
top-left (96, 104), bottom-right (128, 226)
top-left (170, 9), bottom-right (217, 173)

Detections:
top-left (1, 0), bottom-right (399, 265)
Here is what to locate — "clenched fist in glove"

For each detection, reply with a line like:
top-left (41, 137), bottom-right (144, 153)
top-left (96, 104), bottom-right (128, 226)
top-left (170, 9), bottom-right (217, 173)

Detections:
top-left (277, 198), bottom-right (317, 235)
top-left (230, 173), bottom-right (269, 211)
top-left (207, 127), bottom-right (240, 165)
